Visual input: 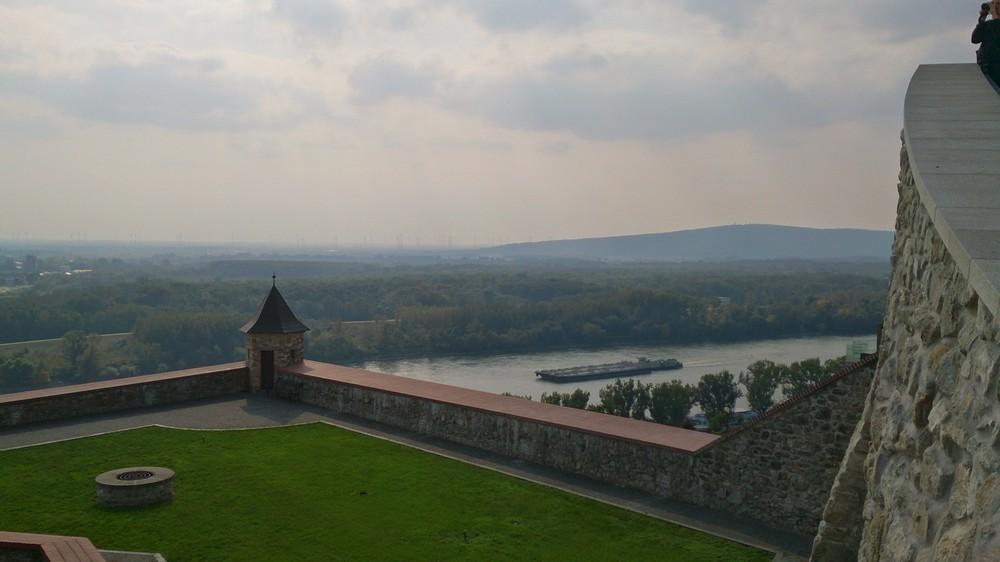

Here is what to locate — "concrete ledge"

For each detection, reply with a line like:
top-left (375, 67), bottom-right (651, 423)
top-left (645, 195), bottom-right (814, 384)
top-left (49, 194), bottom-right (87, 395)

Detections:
top-left (903, 63), bottom-right (1000, 315)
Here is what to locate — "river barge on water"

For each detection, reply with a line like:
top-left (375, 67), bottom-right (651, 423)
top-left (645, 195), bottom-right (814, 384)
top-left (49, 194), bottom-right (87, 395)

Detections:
top-left (535, 358), bottom-right (682, 383)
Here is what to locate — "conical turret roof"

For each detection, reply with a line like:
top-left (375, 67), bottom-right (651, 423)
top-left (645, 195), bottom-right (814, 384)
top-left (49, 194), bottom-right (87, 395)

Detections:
top-left (241, 280), bottom-right (309, 334)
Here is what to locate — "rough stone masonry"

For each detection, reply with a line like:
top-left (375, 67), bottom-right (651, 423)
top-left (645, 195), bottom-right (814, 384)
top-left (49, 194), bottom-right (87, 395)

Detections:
top-left (813, 137), bottom-right (1000, 561)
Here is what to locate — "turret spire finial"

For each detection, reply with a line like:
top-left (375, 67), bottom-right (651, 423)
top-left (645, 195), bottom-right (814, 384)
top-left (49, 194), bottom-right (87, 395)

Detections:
top-left (272, 273), bottom-right (276, 287)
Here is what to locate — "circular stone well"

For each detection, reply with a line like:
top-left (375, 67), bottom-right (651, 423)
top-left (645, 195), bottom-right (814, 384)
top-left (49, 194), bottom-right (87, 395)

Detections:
top-left (95, 466), bottom-right (175, 508)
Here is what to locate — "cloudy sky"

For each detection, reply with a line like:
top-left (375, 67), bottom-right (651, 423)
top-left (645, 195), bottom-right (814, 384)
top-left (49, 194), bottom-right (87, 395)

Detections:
top-left (0, 1), bottom-right (981, 245)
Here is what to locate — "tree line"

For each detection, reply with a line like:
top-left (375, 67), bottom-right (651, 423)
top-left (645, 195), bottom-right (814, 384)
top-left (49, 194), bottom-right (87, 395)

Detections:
top-left (519, 357), bottom-right (849, 433)
top-left (0, 267), bottom-right (882, 393)
top-left (0, 268), bottom-right (884, 345)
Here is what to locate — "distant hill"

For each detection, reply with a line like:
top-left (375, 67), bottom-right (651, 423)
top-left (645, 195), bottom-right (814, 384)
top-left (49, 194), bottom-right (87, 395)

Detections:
top-left (478, 225), bottom-right (893, 262)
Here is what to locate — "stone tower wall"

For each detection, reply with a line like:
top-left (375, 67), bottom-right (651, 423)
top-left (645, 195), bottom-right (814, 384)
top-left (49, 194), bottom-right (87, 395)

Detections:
top-left (814, 138), bottom-right (1000, 561)
top-left (246, 333), bottom-right (305, 391)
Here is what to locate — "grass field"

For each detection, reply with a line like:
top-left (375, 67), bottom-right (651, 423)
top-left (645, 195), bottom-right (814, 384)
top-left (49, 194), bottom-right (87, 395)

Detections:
top-left (0, 424), bottom-right (770, 561)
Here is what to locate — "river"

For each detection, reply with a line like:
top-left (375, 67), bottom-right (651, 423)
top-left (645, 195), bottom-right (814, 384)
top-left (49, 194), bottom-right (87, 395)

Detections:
top-left (360, 334), bottom-right (877, 410)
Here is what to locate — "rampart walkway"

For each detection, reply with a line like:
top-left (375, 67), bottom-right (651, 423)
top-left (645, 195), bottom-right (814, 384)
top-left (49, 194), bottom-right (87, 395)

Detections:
top-left (904, 63), bottom-right (1000, 314)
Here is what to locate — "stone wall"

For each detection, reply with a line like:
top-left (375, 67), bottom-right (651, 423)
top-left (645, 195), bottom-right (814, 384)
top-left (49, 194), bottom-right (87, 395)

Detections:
top-left (0, 365), bottom-right (248, 428)
top-left (811, 371), bottom-right (879, 560)
top-left (820, 138), bottom-right (1000, 561)
top-left (694, 358), bottom-right (875, 536)
top-left (274, 370), bottom-right (700, 499)
top-left (276, 359), bottom-right (874, 537)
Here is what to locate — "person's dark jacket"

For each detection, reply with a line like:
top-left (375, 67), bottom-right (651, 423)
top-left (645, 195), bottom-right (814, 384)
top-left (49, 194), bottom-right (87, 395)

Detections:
top-left (974, 19), bottom-right (1000, 67)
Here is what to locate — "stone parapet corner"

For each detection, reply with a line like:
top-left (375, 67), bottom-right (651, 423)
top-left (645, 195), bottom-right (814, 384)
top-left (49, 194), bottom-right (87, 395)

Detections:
top-left (903, 63), bottom-right (1000, 315)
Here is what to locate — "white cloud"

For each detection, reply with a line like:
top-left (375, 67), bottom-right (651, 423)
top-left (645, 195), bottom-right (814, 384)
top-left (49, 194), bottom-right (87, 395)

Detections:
top-left (271, 0), bottom-right (348, 41)
top-left (350, 56), bottom-right (440, 104)
top-left (0, 0), bottom-right (981, 242)
top-left (1, 53), bottom-right (317, 130)
top-left (455, 0), bottom-right (587, 31)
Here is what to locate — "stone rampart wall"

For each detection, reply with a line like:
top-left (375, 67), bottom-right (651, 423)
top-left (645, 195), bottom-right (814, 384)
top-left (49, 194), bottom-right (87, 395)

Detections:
top-left (0, 365), bottom-right (248, 428)
top-left (276, 360), bottom-right (873, 537)
top-left (694, 358), bottom-right (874, 536)
top-left (838, 139), bottom-right (1000, 562)
top-left (274, 371), bottom-right (699, 498)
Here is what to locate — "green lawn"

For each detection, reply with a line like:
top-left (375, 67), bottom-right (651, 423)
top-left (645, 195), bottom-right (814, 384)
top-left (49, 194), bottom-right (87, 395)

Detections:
top-left (0, 424), bottom-right (770, 561)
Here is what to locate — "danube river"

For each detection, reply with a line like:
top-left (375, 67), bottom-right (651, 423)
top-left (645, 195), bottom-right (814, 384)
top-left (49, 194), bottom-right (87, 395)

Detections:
top-left (360, 334), bottom-right (877, 410)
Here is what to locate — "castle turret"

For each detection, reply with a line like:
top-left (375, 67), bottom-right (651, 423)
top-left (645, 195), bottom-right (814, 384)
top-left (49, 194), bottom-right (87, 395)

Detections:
top-left (242, 276), bottom-right (308, 391)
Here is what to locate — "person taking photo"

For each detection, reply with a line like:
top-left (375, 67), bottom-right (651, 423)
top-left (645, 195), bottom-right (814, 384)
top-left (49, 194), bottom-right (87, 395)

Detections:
top-left (974, 0), bottom-right (1000, 86)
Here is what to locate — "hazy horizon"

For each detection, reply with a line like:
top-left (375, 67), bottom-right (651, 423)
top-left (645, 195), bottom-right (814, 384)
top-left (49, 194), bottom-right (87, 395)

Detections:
top-left (1, 1), bottom-right (976, 244)
top-left (0, 222), bottom-right (894, 250)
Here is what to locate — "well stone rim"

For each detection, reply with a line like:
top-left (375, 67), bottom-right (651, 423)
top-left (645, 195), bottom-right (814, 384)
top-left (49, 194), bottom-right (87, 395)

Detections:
top-left (95, 466), bottom-right (174, 489)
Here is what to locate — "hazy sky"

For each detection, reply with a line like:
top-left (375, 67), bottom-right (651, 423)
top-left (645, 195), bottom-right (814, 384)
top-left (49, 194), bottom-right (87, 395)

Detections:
top-left (0, 1), bottom-right (980, 245)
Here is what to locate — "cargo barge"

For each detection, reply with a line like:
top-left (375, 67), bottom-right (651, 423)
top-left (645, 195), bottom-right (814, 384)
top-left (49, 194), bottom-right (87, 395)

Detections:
top-left (535, 357), bottom-right (682, 383)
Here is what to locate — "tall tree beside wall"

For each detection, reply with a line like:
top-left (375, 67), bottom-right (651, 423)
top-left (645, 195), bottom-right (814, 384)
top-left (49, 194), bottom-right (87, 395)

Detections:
top-left (0, 352), bottom-right (36, 393)
top-left (61, 330), bottom-right (100, 381)
top-left (598, 379), bottom-right (652, 419)
top-left (695, 371), bottom-right (742, 432)
top-left (740, 360), bottom-right (783, 415)
top-left (648, 380), bottom-right (696, 426)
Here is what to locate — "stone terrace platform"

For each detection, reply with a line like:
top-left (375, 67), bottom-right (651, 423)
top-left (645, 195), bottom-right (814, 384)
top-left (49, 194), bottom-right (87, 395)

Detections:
top-left (904, 63), bottom-right (1000, 314)
top-left (0, 395), bottom-right (809, 559)
top-left (282, 360), bottom-right (719, 452)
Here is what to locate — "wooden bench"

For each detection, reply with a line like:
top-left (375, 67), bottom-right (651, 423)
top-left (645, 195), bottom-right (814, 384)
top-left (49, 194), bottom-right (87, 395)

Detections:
top-left (0, 532), bottom-right (105, 562)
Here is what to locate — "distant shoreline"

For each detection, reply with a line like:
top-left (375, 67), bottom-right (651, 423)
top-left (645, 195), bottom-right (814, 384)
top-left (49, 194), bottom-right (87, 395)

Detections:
top-left (346, 331), bottom-right (877, 367)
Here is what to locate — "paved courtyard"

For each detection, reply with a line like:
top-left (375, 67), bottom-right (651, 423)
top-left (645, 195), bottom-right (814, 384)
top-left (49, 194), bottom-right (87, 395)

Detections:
top-left (0, 394), bottom-right (810, 560)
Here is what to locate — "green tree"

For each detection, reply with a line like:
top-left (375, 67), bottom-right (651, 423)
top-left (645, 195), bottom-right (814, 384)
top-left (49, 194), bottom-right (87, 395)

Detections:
top-left (540, 392), bottom-right (563, 405)
top-left (695, 370), bottom-right (742, 432)
top-left (598, 379), bottom-right (651, 419)
top-left (62, 330), bottom-right (89, 372)
top-left (824, 356), bottom-right (847, 373)
top-left (739, 360), bottom-right (783, 415)
top-left (0, 352), bottom-right (36, 392)
top-left (781, 358), bottom-right (828, 396)
top-left (632, 383), bottom-right (652, 420)
top-left (563, 388), bottom-right (590, 409)
top-left (61, 330), bottom-right (100, 380)
top-left (309, 332), bottom-right (364, 362)
top-left (132, 312), bottom-right (243, 370)
top-left (540, 389), bottom-right (590, 409)
top-left (649, 380), bottom-right (695, 426)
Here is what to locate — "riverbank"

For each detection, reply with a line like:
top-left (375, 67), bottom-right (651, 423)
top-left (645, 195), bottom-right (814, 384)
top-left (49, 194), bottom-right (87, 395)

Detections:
top-left (333, 330), bottom-right (877, 366)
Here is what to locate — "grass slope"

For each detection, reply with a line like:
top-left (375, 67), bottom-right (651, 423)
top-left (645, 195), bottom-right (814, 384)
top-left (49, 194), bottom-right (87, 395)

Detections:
top-left (0, 424), bottom-right (769, 561)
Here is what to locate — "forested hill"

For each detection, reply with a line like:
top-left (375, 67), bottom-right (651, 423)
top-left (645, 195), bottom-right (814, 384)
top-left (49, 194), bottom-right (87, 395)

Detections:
top-left (479, 225), bottom-right (893, 261)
